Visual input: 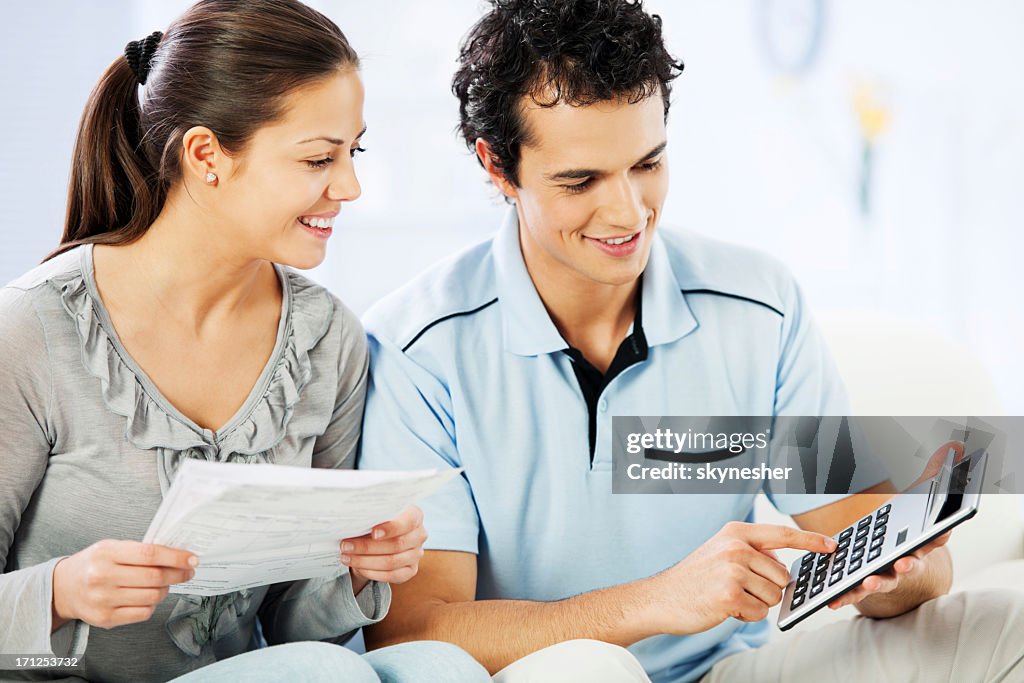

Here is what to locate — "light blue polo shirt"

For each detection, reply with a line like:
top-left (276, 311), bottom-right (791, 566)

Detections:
top-left (358, 211), bottom-right (882, 682)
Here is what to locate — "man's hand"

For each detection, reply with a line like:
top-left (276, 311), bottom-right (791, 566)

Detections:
top-left (827, 531), bottom-right (950, 609)
top-left (828, 440), bottom-right (963, 611)
top-left (341, 505), bottom-right (427, 595)
top-left (644, 521), bottom-right (837, 635)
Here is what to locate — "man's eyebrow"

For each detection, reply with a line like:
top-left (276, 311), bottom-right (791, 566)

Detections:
top-left (545, 140), bottom-right (668, 182)
top-left (296, 125), bottom-right (368, 146)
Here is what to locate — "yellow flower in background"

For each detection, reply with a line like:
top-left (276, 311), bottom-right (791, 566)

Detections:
top-left (853, 81), bottom-right (891, 142)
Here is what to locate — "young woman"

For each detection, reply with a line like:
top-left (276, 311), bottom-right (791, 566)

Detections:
top-left (0, 1), bottom-right (488, 681)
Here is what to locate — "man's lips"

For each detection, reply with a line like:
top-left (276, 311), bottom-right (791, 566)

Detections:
top-left (584, 229), bottom-right (644, 256)
top-left (584, 231), bottom-right (641, 245)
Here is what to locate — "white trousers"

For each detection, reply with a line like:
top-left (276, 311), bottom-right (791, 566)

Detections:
top-left (491, 588), bottom-right (1024, 683)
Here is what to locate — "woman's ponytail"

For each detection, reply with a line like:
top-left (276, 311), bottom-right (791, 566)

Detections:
top-left (52, 52), bottom-right (161, 260)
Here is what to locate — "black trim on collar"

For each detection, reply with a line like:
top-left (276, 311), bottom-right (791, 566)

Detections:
top-left (562, 283), bottom-right (648, 463)
top-left (680, 288), bottom-right (784, 318)
top-left (402, 298), bottom-right (499, 352)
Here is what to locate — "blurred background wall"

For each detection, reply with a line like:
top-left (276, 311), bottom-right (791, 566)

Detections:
top-left (1, 0), bottom-right (1021, 413)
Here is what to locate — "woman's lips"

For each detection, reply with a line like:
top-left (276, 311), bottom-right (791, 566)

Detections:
top-left (296, 217), bottom-right (332, 239)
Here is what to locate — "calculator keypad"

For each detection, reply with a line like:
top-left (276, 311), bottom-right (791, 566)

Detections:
top-left (791, 503), bottom-right (891, 609)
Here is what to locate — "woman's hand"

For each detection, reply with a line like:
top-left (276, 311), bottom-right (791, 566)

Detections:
top-left (52, 540), bottom-right (197, 631)
top-left (340, 505), bottom-right (427, 594)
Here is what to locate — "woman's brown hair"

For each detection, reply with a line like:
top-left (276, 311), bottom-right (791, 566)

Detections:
top-left (49, 0), bottom-right (358, 260)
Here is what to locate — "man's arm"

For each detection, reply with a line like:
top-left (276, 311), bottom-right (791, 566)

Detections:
top-left (793, 481), bottom-right (953, 619)
top-left (363, 524), bottom-right (837, 675)
top-left (363, 550), bottom-right (656, 674)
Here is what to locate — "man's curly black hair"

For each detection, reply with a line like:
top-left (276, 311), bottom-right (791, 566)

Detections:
top-left (453, 0), bottom-right (684, 187)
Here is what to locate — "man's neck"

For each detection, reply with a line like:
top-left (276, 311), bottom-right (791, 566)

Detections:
top-left (519, 232), bottom-right (639, 373)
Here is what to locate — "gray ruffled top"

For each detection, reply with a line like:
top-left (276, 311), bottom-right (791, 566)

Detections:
top-left (0, 246), bottom-right (390, 682)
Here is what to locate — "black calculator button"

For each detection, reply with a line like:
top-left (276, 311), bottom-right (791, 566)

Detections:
top-left (792, 593), bottom-right (806, 608)
top-left (879, 503), bottom-right (892, 515)
top-left (848, 559), bottom-right (863, 573)
top-left (811, 583), bottom-right (824, 597)
top-left (837, 537), bottom-right (851, 551)
top-left (858, 515), bottom-right (873, 528)
top-left (839, 527), bottom-right (854, 541)
top-left (854, 538), bottom-right (867, 552)
top-left (829, 572), bottom-right (844, 587)
top-left (875, 512), bottom-right (889, 526)
top-left (872, 527), bottom-right (887, 541)
top-left (856, 526), bottom-right (870, 539)
top-left (868, 547), bottom-right (882, 562)
top-left (851, 548), bottom-right (865, 562)
top-left (801, 553), bottom-right (815, 566)
top-left (870, 537), bottom-right (884, 552)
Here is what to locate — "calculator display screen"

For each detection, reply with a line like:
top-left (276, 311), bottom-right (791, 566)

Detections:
top-left (935, 458), bottom-right (971, 523)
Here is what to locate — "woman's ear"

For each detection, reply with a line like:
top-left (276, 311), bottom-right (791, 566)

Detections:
top-left (475, 138), bottom-right (518, 199)
top-left (181, 126), bottom-right (231, 187)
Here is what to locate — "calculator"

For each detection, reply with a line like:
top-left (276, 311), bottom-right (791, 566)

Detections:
top-left (777, 447), bottom-right (988, 630)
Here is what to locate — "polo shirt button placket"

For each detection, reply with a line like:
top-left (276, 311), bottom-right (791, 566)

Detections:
top-left (591, 397), bottom-right (612, 471)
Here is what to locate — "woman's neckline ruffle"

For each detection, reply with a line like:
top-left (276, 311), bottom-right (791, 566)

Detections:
top-left (50, 244), bottom-right (336, 459)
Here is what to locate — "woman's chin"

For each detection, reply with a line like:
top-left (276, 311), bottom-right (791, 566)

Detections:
top-left (275, 245), bottom-right (328, 271)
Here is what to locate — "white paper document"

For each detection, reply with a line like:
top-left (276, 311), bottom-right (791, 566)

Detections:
top-left (142, 459), bottom-right (462, 596)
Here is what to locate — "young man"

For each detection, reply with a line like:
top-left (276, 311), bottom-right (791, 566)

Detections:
top-left (356, 1), bottom-right (1024, 681)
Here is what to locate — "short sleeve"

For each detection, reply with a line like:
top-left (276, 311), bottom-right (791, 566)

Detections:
top-left (357, 330), bottom-right (480, 555)
top-left (765, 278), bottom-right (889, 515)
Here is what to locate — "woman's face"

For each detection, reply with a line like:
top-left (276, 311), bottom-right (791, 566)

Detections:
top-left (211, 68), bottom-right (366, 270)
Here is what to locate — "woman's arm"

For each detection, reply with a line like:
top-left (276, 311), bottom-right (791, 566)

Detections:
top-left (0, 286), bottom-right (88, 656)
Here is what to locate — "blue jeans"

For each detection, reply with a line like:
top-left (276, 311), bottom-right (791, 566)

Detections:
top-left (169, 640), bottom-right (490, 682)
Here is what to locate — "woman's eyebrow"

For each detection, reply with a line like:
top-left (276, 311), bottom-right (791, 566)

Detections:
top-left (296, 125), bottom-right (368, 146)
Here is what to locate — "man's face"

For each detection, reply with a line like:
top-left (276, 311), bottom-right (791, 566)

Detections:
top-left (506, 92), bottom-right (669, 289)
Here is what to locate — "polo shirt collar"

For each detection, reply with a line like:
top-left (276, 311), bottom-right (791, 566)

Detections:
top-left (641, 222), bottom-right (699, 348)
top-left (494, 208), bottom-right (698, 356)
top-left (494, 209), bottom-right (567, 356)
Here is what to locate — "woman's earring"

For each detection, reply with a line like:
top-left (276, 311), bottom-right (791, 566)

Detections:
top-left (205, 172), bottom-right (218, 184)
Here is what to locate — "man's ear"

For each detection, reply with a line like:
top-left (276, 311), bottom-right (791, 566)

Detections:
top-left (475, 138), bottom-right (518, 199)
